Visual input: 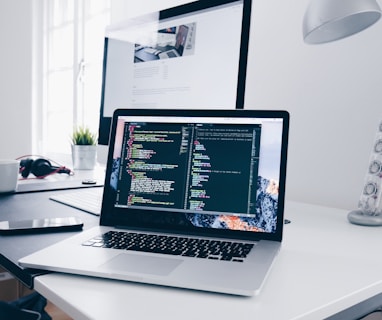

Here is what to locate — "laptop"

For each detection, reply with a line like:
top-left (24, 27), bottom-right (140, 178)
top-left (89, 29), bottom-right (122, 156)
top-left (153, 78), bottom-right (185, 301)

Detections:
top-left (19, 108), bottom-right (289, 296)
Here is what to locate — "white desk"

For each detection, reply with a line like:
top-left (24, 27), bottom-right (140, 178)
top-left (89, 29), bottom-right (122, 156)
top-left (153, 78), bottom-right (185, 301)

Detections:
top-left (33, 201), bottom-right (382, 320)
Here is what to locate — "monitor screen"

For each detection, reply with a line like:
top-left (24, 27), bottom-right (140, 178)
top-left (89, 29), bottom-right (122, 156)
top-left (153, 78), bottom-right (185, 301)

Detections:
top-left (98, 0), bottom-right (252, 145)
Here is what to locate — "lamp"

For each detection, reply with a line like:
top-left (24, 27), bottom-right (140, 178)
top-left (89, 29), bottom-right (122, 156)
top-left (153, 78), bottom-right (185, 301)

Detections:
top-left (303, 0), bottom-right (382, 225)
top-left (303, 0), bottom-right (382, 44)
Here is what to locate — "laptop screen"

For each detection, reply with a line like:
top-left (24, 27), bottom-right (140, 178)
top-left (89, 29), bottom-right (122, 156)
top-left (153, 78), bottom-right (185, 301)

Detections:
top-left (102, 109), bottom-right (289, 241)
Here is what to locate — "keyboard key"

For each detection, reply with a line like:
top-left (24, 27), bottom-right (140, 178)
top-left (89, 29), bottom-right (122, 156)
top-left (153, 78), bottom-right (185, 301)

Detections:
top-left (82, 231), bottom-right (255, 262)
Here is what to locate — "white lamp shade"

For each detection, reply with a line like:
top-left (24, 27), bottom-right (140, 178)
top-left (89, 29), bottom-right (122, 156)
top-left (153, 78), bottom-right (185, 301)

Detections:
top-left (303, 0), bottom-right (382, 44)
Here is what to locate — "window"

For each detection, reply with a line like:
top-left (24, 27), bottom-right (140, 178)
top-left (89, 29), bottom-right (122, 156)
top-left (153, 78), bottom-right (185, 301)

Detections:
top-left (41, 0), bottom-right (110, 154)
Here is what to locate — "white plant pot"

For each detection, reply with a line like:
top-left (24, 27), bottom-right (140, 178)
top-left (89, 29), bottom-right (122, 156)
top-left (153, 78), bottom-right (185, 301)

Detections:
top-left (71, 145), bottom-right (97, 170)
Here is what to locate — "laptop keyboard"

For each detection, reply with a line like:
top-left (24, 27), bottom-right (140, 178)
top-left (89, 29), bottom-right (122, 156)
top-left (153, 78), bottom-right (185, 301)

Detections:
top-left (82, 231), bottom-right (255, 262)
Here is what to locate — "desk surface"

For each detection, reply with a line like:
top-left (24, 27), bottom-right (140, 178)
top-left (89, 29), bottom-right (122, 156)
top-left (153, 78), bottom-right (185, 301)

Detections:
top-left (30, 201), bottom-right (382, 320)
top-left (0, 169), bottom-right (103, 287)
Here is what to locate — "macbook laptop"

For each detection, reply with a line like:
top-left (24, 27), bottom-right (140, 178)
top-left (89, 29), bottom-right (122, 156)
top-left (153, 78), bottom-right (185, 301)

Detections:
top-left (19, 108), bottom-right (289, 296)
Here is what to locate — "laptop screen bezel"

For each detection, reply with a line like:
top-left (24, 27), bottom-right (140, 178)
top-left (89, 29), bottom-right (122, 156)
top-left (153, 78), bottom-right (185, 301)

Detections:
top-left (101, 108), bottom-right (289, 242)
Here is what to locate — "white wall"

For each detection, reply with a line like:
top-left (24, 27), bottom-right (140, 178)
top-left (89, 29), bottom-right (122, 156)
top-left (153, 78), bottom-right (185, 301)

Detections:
top-left (0, 0), bottom-right (34, 159)
top-left (245, 0), bottom-right (382, 210)
top-left (2, 0), bottom-right (382, 211)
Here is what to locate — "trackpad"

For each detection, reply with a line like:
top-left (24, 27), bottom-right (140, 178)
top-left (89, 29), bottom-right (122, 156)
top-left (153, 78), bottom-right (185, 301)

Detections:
top-left (100, 253), bottom-right (183, 276)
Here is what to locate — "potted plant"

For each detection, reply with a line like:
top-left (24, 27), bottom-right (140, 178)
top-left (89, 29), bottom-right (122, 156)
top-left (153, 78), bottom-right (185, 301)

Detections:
top-left (71, 127), bottom-right (97, 170)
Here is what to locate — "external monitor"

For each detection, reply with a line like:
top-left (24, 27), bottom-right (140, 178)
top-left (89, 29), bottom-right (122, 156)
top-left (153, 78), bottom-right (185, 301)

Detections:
top-left (98, 0), bottom-right (252, 145)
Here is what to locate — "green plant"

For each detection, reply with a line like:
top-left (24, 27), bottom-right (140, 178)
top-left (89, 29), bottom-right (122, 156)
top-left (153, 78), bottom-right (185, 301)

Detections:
top-left (71, 127), bottom-right (97, 145)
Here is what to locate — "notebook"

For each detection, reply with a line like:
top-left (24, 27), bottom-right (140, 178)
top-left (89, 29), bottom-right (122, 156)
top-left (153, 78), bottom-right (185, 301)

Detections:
top-left (19, 108), bottom-right (289, 296)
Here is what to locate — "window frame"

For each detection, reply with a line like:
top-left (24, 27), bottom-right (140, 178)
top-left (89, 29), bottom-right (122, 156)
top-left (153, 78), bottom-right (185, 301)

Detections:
top-left (36, 0), bottom-right (110, 155)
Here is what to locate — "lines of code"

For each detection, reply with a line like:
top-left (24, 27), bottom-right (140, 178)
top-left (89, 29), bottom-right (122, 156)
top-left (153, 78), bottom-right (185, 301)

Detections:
top-left (114, 122), bottom-right (261, 216)
top-left (188, 126), bottom-right (260, 214)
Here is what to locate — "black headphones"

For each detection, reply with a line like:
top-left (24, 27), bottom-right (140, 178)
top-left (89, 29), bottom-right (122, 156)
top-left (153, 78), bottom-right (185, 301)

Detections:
top-left (19, 158), bottom-right (72, 178)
